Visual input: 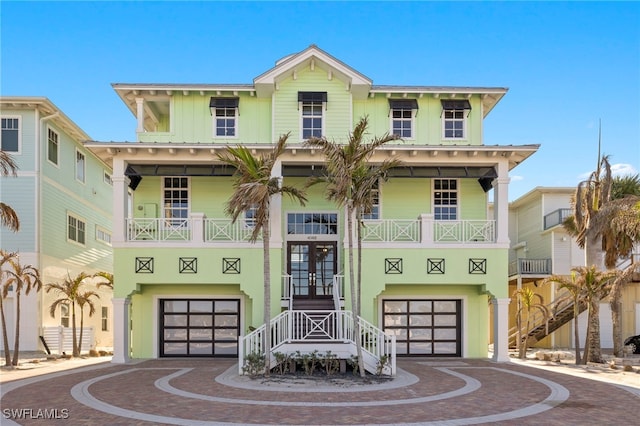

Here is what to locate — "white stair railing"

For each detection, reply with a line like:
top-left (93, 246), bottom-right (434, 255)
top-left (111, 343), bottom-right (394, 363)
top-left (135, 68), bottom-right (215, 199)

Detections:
top-left (238, 310), bottom-right (395, 376)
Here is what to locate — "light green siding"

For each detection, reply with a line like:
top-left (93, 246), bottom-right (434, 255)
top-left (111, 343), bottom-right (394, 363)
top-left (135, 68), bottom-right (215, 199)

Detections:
top-left (1, 109), bottom-right (37, 172)
top-left (0, 177), bottom-right (36, 251)
top-left (382, 178), bottom-right (431, 219)
top-left (273, 65), bottom-right (352, 142)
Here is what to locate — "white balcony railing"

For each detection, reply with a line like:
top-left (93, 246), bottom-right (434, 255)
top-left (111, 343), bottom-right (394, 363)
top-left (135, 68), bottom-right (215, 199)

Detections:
top-left (125, 215), bottom-right (496, 245)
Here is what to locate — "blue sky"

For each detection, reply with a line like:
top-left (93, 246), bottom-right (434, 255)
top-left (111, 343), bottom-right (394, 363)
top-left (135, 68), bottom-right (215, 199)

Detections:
top-left (2, 1), bottom-right (638, 200)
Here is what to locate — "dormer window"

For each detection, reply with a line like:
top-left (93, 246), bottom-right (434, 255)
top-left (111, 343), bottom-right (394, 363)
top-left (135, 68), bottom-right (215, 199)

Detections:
top-left (389, 99), bottom-right (418, 139)
top-left (298, 92), bottom-right (327, 139)
top-left (210, 97), bottom-right (239, 137)
top-left (441, 100), bottom-right (471, 139)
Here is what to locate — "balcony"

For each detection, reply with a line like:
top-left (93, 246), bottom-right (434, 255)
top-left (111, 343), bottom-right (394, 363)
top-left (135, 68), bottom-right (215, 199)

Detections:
top-left (508, 258), bottom-right (552, 276)
top-left (544, 208), bottom-right (572, 230)
top-left (124, 215), bottom-right (496, 246)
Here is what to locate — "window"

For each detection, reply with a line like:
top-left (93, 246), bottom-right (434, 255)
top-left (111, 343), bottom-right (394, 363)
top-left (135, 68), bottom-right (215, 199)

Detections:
top-left (442, 100), bottom-right (471, 139)
top-left (61, 304), bottom-right (70, 328)
top-left (1, 117), bottom-right (20, 152)
top-left (299, 92), bottom-right (326, 139)
top-left (389, 100), bottom-right (418, 139)
top-left (101, 307), bottom-right (109, 331)
top-left (287, 213), bottom-right (337, 235)
top-left (163, 177), bottom-right (189, 226)
top-left (103, 171), bottom-right (112, 185)
top-left (76, 150), bottom-right (85, 182)
top-left (47, 128), bottom-right (59, 165)
top-left (433, 179), bottom-right (458, 220)
top-left (96, 226), bottom-right (112, 245)
top-left (361, 180), bottom-right (380, 220)
top-left (210, 97), bottom-right (239, 137)
top-left (68, 213), bottom-right (86, 244)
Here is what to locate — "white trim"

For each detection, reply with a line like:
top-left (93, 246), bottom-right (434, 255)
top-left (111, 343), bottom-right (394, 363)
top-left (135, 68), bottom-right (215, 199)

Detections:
top-left (389, 108), bottom-right (415, 140)
top-left (103, 171), bottom-right (113, 186)
top-left (161, 176), bottom-right (191, 221)
top-left (211, 105), bottom-right (239, 140)
top-left (441, 108), bottom-right (467, 140)
top-left (378, 295), bottom-right (468, 358)
top-left (152, 294), bottom-right (244, 359)
top-left (0, 115), bottom-right (22, 154)
top-left (299, 98), bottom-right (325, 142)
top-left (96, 225), bottom-right (112, 246)
top-left (283, 210), bottom-right (340, 242)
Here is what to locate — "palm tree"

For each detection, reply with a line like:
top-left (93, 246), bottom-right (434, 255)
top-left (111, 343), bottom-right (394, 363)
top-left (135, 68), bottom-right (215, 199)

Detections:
top-left (611, 174), bottom-right (640, 199)
top-left (4, 256), bottom-right (42, 365)
top-left (218, 134), bottom-right (307, 375)
top-left (76, 289), bottom-right (100, 355)
top-left (305, 116), bottom-right (400, 376)
top-left (512, 287), bottom-right (551, 359)
top-left (46, 272), bottom-right (91, 357)
top-left (0, 250), bottom-right (17, 366)
top-left (93, 272), bottom-right (113, 290)
top-left (573, 266), bottom-right (618, 363)
top-left (0, 150), bottom-right (20, 232)
top-left (544, 271), bottom-right (585, 364)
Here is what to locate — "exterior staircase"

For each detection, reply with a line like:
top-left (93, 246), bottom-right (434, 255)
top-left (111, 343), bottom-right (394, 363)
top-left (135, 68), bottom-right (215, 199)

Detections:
top-left (509, 296), bottom-right (587, 348)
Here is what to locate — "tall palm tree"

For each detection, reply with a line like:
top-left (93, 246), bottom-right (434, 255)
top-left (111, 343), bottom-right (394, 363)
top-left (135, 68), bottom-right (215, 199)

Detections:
top-left (0, 250), bottom-right (17, 366)
top-left (4, 257), bottom-right (42, 365)
top-left (76, 289), bottom-right (100, 355)
top-left (218, 134), bottom-right (307, 375)
top-left (46, 272), bottom-right (91, 357)
top-left (512, 287), bottom-right (551, 359)
top-left (305, 116), bottom-right (400, 376)
top-left (0, 150), bottom-right (20, 232)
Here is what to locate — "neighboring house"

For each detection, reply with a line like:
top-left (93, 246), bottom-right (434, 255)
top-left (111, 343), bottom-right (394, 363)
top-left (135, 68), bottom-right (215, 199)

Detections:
top-left (0, 97), bottom-right (114, 354)
top-left (507, 187), bottom-right (640, 350)
top-left (86, 45), bottom-right (538, 368)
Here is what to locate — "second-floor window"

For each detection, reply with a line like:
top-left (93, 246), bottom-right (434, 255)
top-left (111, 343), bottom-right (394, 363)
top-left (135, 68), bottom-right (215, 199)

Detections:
top-left (1, 117), bottom-right (20, 152)
top-left (389, 99), bottom-right (418, 139)
top-left (48, 128), bottom-right (59, 165)
top-left (442, 100), bottom-right (471, 139)
top-left (163, 177), bottom-right (189, 226)
top-left (434, 179), bottom-right (458, 220)
top-left (101, 306), bottom-right (109, 331)
top-left (299, 92), bottom-right (326, 140)
top-left (68, 213), bottom-right (86, 245)
top-left (210, 97), bottom-right (239, 137)
top-left (76, 150), bottom-right (85, 182)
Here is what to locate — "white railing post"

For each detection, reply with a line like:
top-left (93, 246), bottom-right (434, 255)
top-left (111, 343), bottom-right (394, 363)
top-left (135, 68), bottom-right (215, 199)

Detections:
top-left (419, 214), bottom-right (433, 245)
top-left (238, 335), bottom-right (244, 375)
top-left (190, 213), bottom-right (205, 243)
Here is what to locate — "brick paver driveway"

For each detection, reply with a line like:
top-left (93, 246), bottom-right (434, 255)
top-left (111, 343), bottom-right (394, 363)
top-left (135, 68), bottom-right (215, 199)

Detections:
top-left (1, 358), bottom-right (639, 425)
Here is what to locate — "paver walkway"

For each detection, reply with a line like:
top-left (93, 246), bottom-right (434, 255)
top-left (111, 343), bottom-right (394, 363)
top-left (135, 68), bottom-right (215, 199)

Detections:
top-left (1, 358), bottom-right (639, 425)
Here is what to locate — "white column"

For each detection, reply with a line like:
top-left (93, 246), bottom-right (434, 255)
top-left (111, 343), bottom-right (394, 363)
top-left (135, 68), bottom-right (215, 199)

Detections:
top-left (270, 159), bottom-right (283, 247)
top-left (491, 297), bottom-right (510, 363)
top-left (112, 158), bottom-right (129, 245)
top-left (112, 297), bottom-right (131, 364)
top-left (135, 97), bottom-right (144, 133)
top-left (190, 212), bottom-right (205, 243)
top-left (494, 160), bottom-right (510, 245)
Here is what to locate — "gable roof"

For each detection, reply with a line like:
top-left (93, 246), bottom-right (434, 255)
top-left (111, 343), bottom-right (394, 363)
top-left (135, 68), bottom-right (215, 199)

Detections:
top-left (253, 44), bottom-right (373, 99)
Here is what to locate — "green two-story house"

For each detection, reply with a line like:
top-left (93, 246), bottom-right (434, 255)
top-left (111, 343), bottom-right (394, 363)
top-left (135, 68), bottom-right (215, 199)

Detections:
top-left (86, 46), bottom-right (538, 368)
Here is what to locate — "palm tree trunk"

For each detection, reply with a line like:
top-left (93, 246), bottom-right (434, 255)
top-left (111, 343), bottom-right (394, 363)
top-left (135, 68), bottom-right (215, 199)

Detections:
top-left (11, 290), bottom-right (21, 365)
top-left (346, 205), bottom-right (365, 377)
top-left (71, 302), bottom-right (79, 357)
top-left (609, 284), bottom-right (623, 357)
top-left (262, 217), bottom-right (271, 376)
top-left (355, 208), bottom-right (365, 377)
top-left (78, 307), bottom-right (84, 356)
top-left (573, 303), bottom-right (581, 365)
top-left (582, 318), bottom-right (591, 365)
top-left (0, 296), bottom-right (12, 366)
top-left (587, 298), bottom-right (603, 363)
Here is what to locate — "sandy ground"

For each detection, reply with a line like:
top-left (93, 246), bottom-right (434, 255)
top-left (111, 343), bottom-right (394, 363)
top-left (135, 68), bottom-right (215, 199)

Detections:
top-left (1, 350), bottom-right (639, 389)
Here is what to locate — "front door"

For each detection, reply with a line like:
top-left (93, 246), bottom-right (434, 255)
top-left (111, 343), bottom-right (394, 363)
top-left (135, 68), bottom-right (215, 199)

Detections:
top-left (287, 242), bottom-right (337, 299)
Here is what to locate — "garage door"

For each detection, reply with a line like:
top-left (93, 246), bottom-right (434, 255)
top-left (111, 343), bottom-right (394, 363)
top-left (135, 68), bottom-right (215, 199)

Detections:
top-left (160, 299), bottom-right (240, 357)
top-left (383, 299), bottom-right (461, 357)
